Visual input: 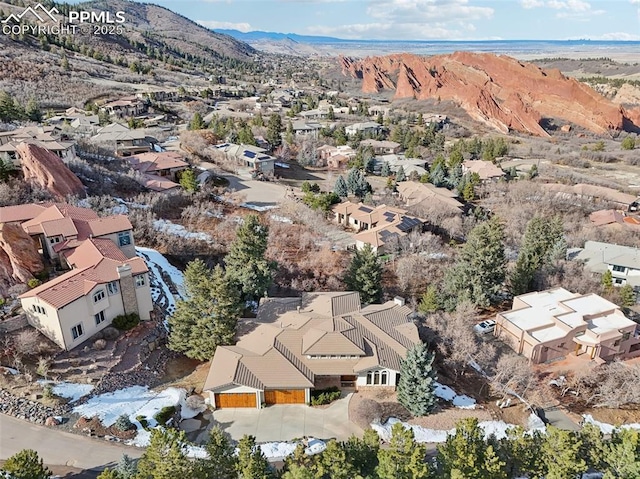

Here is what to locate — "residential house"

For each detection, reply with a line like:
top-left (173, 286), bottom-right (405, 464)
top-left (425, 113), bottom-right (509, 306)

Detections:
top-left (345, 122), bottom-right (384, 137)
top-left (90, 123), bottom-right (154, 157)
top-left (99, 96), bottom-right (147, 119)
top-left (298, 109), bottom-right (329, 120)
top-left (127, 151), bottom-right (190, 192)
top-left (374, 155), bottom-right (428, 177)
top-left (495, 288), bottom-right (640, 364)
top-left (589, 210), bottom-right (640, 229)
top-left (203, 292), bottom-right (419, 408)
top-left (543, 183), bottom-right (638, 210)
top-left (317, 145), bottom-right (356, 169)
top-left (0, 203), bottom-right (153, 351)
top-left (360, 139), bottom-right (401, 155)
top-left (0, 126), bottom-right (76, 163)
top-left (396, 181), bottom-right (465, 213)
top-left (291, 120), bottom-right (321, 138)
top-left (462, 160), bottom-right (506, 182)
top-left (575, 241), bottom-right (640, 290)
top-left (332, 201), bottom-right (425, 253)
top-left (368, 105), bottom-right (391, 118)
top-left (211, 143), bottom-right (275, 175)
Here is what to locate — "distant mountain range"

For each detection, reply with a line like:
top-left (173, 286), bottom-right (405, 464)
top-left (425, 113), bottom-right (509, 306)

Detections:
top-left (214, 30), bottom-right (347, 44)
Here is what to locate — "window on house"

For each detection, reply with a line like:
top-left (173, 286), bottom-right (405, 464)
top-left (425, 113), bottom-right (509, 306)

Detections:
top-left (49, 237), bottom-right (61, 244)
top-left (31, 305), bottom-right (47, 315)
top-left (614, 339), bottom-right (621, 347)
top-left (118, 232), bottom-right (132, 247)
top-left (95, 310), bottom-right (106, 325)
top-left (622, 332), bottom-right (631, 341)
top-left (93, 290), bottom-right (105, 303)
top-left (614, 278), bottom-right (624, 285)
top-left (107, 281), bottom-right (119, 295)
top-left (380, 370), bottom-right (388, 385)
top-left (366, 371), bottom-right (373, 385)
top-left (135, 275), bottom-right (145, 287)
top-left (71, 323), bottom-right (84, 340)
top-left (612, 265), bottom-right (626, 273)
top-left (373, 371), bottom-right (380, 385)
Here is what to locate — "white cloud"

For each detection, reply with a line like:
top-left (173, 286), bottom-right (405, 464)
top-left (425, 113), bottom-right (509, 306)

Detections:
top-left (567, 31), bottom-right (640, 40)
top-left (630, 0), bottom-right (640, 4)
top-left (307, 0), bottom-right (493, 40)
top-left (521, 0), bottom-right (544, 8)
top-left (196, 20), bottom-right (253, 32)
top-left (546, 0), bottom-right (591, 11)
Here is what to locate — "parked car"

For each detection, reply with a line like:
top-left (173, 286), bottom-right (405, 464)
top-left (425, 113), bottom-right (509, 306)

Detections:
top-left (473, 319), bottom-right (496, 335)
top-left (304, 438), bottom-right (327, 456)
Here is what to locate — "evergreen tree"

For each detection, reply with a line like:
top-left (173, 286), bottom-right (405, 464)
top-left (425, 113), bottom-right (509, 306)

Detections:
top-left (0, 91), bottom-right (21, 122)
top-left (327, 105), bottom-right (335, 120)
top-left (135, 429), bottom-right (193, 479)
top-left (602, 270), bottom-right (613, 291)
top-left (343, 429), bottom-right (380, 478)
top-left (25, 97), bottom-right (42, 122)
top-left (503, 427), bottom-right (546, 478)
top-left (528, 164), bottom-right (539, 179)
top-left (381, 161), bottom-right (391, 177)
top-left (188, 112), bottom-right (205, 131)
top-left (236, 435), bottom-right (273, 479)
top-left (443, 217), bottom-right (506, 308)
top-left (194, 426), bottom-right (237, 479)
top-left (168, 261), bottom-right (242, 360)
top-left (396, 165), bottom-right (406, 182)
top-left (418, 285), bottom-right (440, 314)
top-left (0, 158), bottom-right (17, 182)
top-left (345, 244), bottom-right (382, 304)
top-left (281, 465), bottom-right (315, 479)
top-left (621, 136), bottom-right (636, 150)
top-left (376, 423), bottom-right (431, 479)
top-left (225, 214), bottom-right (275, 300)
top-left (115, 454), bottom-right (137, 479)
top-left (619, 284), bottom-right (636, 307)
top-left (1, 449), bottom-right (51, 479)
top-left (179, 169), bottom-right (198, 193)
top-left (510, 216), bottom-right (564, 295)
top-left (266, 113), bottom-right (283, 148)
top-left (315, 440), bottom-right (357, 479)
top-left (542, 427), bottom-right (587, 479)
top-left (334, 175), bottom-right (348, 198)
top-left (430, 162), bottom-right (447, 187)
top-left (437, 418), bottom-right (507, 479)
top-left (96, 469), bottom-right (119, 479)
top-left (345, 168), bottom-right (371, 198)
top-left (601, 428), bottom-right (640, 479)
top-left (238, 125), bottom-right (257, 145)
top-left (397, 343), bottom-right (437, 416)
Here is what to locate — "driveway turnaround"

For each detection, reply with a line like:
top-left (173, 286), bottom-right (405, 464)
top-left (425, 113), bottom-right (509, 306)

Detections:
top-left (0, 414), bottom-right (142, 470)
top-left (212, 395), bottom-right (363, 442)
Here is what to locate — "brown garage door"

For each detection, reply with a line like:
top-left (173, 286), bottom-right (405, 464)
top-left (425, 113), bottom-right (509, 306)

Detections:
top-left (215, 393), bottom-right (256, 408)
top-left (264, 389), bottom-right (306, 405)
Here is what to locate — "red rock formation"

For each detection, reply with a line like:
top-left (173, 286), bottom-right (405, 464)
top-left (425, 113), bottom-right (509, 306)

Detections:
top-left (340, 53), bottom-right (639, 137)
top-left (17, 143), bottom-right (85, 199)
top-left (0, 223), bottom-right (43, 297)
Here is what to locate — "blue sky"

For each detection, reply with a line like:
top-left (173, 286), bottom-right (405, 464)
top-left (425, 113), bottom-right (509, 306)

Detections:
top-left (107, 0), bottom-right (640, 41)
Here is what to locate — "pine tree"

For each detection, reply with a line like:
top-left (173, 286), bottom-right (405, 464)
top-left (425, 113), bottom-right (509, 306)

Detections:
top-left (179, 169), bottom-right (198, 193)
top-left (136, 429), bottom-right (193, 479)
top-left (602, 270), bottom-right (613, 291)
top-left (115, 454), bottom-right (137, 479)
top-left (194, 426), bottom-right (237, 479)
top-left (266, 113), bottom-right (283, 148)
top-left (25, 97), bottom-right (42, 122)
top-left (346, 167), bottom-right (360, 195)
top-left (376, 423), bottom-right (431, 479)
top-left (236, 435), bottom-right (274, 479)
top-left (619, 284), bottom-right (636, 307)
top-left (510, 216), bottom-right (564, 295)
top-left (381, 161), bottom-right (391, 177)
top-left (334, 175), bottom-right (348, 198)
top-left (281, 465), bottom-right (315, 479)
top-left (542, 427), bottom-right (587, 479)
top-left (601, 428), bottom-right (640, 479)
top-left (345, 244), bottom-right (383, 304)
top-left (225, 214), bottom-right (275, 301)
top-left (343, 429), bottom-right (380, 477)
top-left (188, 112), bottom-right (205, 131)
top-left (327, 105), bottom-right (335, 120)
top-left (96, 469), bottom-right (119, 479)
top-left (418, 285), bottom-right (440, 314)
top-left (168, 261), bottom-right (242, 360)
top-left (503, 427), bottom-right (545, 478)
top-left (397, 343), bottom-right (437, 416)
top-left (1, 449), bottom-right (51, 479)
top-left (0, 91), bottom-right (21, 122)
top-left (396, 165), bottom-right (406, 182)
top-left (430, 162), bottom-right (447, 187)
top-left (315, 440), bottom-right (357, 479)
top-left (443, 217), bottom-right (506, 308)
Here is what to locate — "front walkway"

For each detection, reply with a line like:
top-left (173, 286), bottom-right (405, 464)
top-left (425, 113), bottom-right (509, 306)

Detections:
top-left (211, 394), bottom-right (363, 442)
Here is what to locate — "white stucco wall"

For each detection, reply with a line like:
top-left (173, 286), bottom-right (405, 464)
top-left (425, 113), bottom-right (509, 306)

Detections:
top-left (356, 368), bottom-right (399, 387)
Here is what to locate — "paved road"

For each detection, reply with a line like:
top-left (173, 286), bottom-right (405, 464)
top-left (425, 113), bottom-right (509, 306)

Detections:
top-left (0, 414), bottom-right (142, 471)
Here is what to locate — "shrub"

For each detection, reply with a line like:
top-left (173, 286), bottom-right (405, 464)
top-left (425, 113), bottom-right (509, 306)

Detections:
top-left (112, 313), bottom-right (140, 331)
top-left (310, 386), bottom-right (341, 406)
top-left (153, 405), bottom-right (176, 425)
top-left (93, 339), bottom-right (107, 350)
top-left (42, 383), bottom-right (54, 398)
top-left (114, 414), bottom-right (134, 431)
top-left (36, 357), bottom-right (50, 378)
top-left (27, 278), bottom-right (41, 289)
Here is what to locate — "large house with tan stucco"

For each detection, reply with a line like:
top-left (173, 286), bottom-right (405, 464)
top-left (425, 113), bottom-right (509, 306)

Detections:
top-left (0, 203), bottom-right (153, 350)
top-left (203, 292), bottom-right (419, 409)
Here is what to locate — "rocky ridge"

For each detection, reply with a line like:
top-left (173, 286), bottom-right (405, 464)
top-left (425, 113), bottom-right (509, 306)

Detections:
top-left (340, 52), bottom-right (640, 137)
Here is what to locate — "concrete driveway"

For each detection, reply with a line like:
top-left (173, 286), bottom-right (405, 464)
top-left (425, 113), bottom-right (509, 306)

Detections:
top-left (212, 394), bottom-right (362, 442)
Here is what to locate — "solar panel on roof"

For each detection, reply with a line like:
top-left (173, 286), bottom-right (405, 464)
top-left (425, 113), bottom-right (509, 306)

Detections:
top-left (244, 150), bottom-right (256, 158)
top-left (359, 206), bottom-right (373, 213)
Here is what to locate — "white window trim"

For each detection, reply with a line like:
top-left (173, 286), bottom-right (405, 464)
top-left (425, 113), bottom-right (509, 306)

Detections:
top-left (135, 275), bottom-right (145, 287)
top-left (95, 310), bottom-right (106, 325)
top-left (71, 323), bottom-right (84, 340)
top-left (93, 290), bottom-right (105, 303)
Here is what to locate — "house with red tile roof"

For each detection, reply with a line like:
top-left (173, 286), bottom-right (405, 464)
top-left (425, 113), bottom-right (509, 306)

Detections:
top-left (0, 203), bottom-right (152, 350)
top-left (127, 151), bottom-right (190, 193)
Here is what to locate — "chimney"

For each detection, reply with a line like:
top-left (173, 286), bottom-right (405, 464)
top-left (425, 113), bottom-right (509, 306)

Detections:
top-left (116, 264), bottom-right (139, 317)
top-left (393, 296), bottom-right (405, 307)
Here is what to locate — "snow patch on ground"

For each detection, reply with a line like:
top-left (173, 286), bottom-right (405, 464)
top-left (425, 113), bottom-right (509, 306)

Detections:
top-left (260, 442), bottom-right (298, 459)
top-left (434, 382), bottom-right (477, 409)
top-left (37, 381), bottom-right (94, 403)
top-left (0, 366), bottom-right (19, 375)
top-left (240, 203), bottom-right (278, 212)
top-left (270, 214), bottom-right (293, 224)
top-left (153, 219), bottom-right (213, 243)
top-left (136, 247), bottom-right (185, 319)
top-left (582, 414), bottom-right (640, 434)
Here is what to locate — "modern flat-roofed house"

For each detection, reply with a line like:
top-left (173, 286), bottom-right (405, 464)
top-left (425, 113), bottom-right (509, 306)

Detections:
top-left (332, 201), bottom-right (425, 253)
top-left (575, 241), bottom-right (640, 293)
top-left (203, 292), bottom-right (419, 409)
top-left (0, 203), bottom-right (153, 351)
top-left (495, 288), bottom-right (640, 364)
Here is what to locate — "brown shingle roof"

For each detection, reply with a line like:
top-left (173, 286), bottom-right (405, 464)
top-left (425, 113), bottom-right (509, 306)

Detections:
top-left (0, 204), bottom-right (48, 224)
top-left (128, 151), bottom-right (189, 174)
top-left (88, 216), bottom-right (133, 237)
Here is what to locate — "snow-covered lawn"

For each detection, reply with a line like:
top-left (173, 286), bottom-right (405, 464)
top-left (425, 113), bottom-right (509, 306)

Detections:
top-left (240, 203), bottom-right (278, 212)
top-left (153, 219), bottom-right (213, 243)
top-left (582, 414), bottom-right (640, 434)
top-left (136, 247), bottom-right (185, 318)
top-left (434, 382), bottom-right (477, 409)
top-left (37, 381), bottom-right (94, 403)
